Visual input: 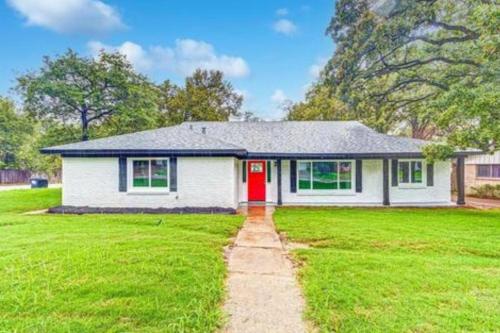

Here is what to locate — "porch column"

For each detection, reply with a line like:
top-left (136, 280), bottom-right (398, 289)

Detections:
top-left (277, 159), bottom-right (282, 206)
top-left (382, 158), bottom-right (390, 206)
top-left (456, 156), bottom-right (465, 205)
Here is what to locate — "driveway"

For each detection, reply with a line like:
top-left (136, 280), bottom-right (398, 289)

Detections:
top-left (463, 196), bottom-right (500, 209)
top-left (0, 184), bottom-right (61, 191)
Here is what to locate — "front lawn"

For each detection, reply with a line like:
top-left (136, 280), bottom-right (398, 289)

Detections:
top-left (0, 189), bottom-right (243, 332)
top-left (274, 207), bottom-right (500, 332)
top-left (0, 188), bottom-right (61, 214)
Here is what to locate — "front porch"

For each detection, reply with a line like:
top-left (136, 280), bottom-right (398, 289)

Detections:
top-left (236, 157), bottom-right (465, 207)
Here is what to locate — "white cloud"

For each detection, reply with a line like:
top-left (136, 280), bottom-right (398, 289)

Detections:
top-left (271, 89), bottom-right (288, 104)
top-left (273, 19), bottom-right (297, 36)
top-left (155, 39), bottom-right (250, 78)
top-left (88, 41), bottom-right (152, 71)
top-left (309, 57), bottom-right (328, 79)
top-left (7, 0), bottom-right (124, 35)
top-left (267, 89), bottom-right (290, 120)
top-left (87, 39), bottom-right (250, 78)
top-left (276, 8), bottom-right (288, 16)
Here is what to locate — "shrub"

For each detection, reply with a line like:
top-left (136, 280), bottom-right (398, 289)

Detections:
top-left (470, 184), bottom-right (500, 199)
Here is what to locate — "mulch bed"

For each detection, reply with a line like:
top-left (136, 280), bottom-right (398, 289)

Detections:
top-left (48, 205), bottom-right (237, 215)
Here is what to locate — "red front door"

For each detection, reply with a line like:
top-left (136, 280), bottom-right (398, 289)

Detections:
top-left (248, 160), bottom-right (266, 201)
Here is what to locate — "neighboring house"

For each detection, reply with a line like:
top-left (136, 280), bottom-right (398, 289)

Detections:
top-left (41, 121), bottom-right (474, 209)
top-left (464, 151), bottom-right (500, 194)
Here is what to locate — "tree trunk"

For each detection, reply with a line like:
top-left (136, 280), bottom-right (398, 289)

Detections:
top-left (81, 109), bottom-right (89, 141)
top-left (411, 122), bottom-right (437, 140)
top-left (410, 117), bottom-right (436, 140)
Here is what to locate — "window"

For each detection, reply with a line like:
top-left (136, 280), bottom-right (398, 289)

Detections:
top-left (399, 161), bottom-right (422, 184)
top-left (151, 160), bottom-right (169, 187)
top-left (477, 165), bottom-right (490, 177)
top-left (477, 164), bottom-right (500, 178)
top-left (339, 162), bottom-right (352, 189)
top-left (132, 159), bottom-right (169, 189)
top-left (494, 165), bottom-right (500, 178)
top-left (298, 162), bottom-right (312, 190)
top-left (251, 162), bottom-right (263, 173)
top-left (298, 161), bottom-right (352, 191)
top-left (133, 160), bottom-right (150, 187)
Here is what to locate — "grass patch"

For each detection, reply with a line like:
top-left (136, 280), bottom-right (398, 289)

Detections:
top-left (0, 189), bottom-right (243, 332)
top-left (0, 188), bottom-right (61, 214)
top-left (274, 207), bottom-right (500, 332)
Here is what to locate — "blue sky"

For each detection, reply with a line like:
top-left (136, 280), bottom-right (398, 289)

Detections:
top-left (0, 0), bottom-right (335, 119)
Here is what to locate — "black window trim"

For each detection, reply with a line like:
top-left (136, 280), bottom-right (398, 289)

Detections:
top-left (266, 160), bottom-right (272, 183)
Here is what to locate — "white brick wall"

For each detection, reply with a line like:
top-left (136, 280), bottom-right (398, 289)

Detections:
top-left (62, 157), bottom-right (452, 209)
top-left (62, 157), bottom-right (238, 208)
top-left (390, 160), bottom-right (451, 205)
top-left (237, 159), bottom-right (452, 206)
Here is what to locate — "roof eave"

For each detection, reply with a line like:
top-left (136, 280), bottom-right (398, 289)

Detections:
top-left (453, 150), bottom-right (484, 157)
top-left (247, 150), bottom-right (483, 159)
top-left (40, 149), bottom-right (483, 159)
top-left (246, 152), bottom-right (426, 159)
top-left (40, 148), bottom-right (247, 158)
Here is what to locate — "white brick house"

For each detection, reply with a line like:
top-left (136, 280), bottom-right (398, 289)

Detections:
top-left (42, 121), bottom-right (474, 210)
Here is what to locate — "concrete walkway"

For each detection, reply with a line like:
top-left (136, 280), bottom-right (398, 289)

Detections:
top-left (223, 206), bottom-right (306, 333)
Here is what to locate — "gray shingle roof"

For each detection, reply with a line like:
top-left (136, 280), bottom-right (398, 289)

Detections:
top-left (42, 121), bottom-right (438, 156)
top-left (180, 121), bottom-right (429, 154)
top-left (42, 126), bottom-right (245, 152)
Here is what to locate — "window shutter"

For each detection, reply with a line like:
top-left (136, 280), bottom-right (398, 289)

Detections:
top-left (391, 159), bottom-right (398, 186)
top-left (242, 161), bottom-right (247, 183)
top-left (290, 160), bottom-right (297, 193)
top-left (118, 157), bottom-right (127, 192)
top-left (355, 160), bottom-right (362, 193)
top-left (170, 157), bottom-right (177, 192)
top-left (267, 161), bottom-right (272, 183)
top-left (427, 163), bottom-right (434, 186)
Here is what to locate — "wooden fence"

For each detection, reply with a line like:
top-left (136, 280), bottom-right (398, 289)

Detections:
top-left (0, 169), bottom-right (32, 184)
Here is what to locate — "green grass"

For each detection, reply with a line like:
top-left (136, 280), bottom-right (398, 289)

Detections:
top-left (0, 188), bottom-right (61, 214)
top-left (0, 189), bottom-right (243, 332)
top-left (274, 207), bottom-right (500, 333)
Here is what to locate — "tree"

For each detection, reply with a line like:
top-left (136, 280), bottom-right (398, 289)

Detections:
top-left (241, 111), bottom-right (261, 122)
top-left (156, 79), bottom-right (183, 125)
top-left (323, 0), bottom-right (499, 149)
top-left (326, 0), bottom-right (485, 98)
top-left (285, 83), bottom-right (350, 120)
top-left (15, 121), bottom-right (62, 176)
top-left (158, 69), bottom-right (243, 125)
top-left (16, 49), bottom-right (159, 141)
top-left (0, 97), bottom-right (32, 168)
top-left (0, 97), bottom-right (60, 175)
